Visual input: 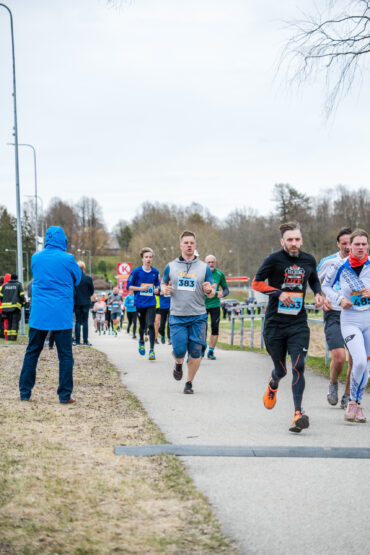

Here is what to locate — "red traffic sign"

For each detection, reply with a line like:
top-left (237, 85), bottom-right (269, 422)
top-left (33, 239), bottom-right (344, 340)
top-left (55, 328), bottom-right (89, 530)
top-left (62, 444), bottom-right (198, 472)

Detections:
top-left (117, 262), bottom-right (132, 276)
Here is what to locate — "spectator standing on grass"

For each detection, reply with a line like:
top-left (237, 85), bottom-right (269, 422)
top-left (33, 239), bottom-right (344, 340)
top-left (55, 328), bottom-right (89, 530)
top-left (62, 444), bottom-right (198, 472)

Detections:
top-left (19, 226), bottom-right (81, 403)
top-left (74, 260), bottom-right (94, 346)
top-left (0, 273), bottom-right (11, 339)
top-left (0, 273), bottom-right (26, 341)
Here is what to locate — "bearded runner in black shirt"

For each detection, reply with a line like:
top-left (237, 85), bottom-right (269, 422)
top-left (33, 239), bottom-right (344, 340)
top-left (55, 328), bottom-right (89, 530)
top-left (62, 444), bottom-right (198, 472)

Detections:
top-left (252, 222), bottom-right (328, 433)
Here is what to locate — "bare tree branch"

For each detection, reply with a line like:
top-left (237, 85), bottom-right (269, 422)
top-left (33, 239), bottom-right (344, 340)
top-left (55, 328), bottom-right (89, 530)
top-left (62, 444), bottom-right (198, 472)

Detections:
top-left (280, 0), bottom-right (370, 115)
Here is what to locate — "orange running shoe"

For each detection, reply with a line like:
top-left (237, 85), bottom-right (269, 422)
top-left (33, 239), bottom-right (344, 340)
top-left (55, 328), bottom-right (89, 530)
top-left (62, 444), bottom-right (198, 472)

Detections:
top-left (263, 383), bottom-right (278, 409)
top-left (289, 411), bottom-right (309, 433)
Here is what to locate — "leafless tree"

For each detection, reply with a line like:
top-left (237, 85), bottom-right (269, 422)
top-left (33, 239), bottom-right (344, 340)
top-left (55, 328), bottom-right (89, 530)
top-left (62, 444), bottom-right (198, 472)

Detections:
top-left (282, 0), bottom-right (370, 115)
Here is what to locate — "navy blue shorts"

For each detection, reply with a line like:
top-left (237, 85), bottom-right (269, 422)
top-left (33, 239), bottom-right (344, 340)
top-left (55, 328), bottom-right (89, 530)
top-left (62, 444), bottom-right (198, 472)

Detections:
top-left (169, 313), bottom-right (207, 359)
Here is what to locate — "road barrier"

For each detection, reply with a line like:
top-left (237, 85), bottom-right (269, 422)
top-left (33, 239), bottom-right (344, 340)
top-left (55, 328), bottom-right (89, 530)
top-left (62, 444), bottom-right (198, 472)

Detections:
top-left (229, 303), bottom-right (330, 365)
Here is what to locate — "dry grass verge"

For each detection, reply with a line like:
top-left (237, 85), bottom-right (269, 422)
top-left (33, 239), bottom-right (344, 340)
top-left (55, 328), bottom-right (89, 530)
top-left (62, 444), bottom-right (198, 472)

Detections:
top-left (0, 345), bottom-right (236, 554)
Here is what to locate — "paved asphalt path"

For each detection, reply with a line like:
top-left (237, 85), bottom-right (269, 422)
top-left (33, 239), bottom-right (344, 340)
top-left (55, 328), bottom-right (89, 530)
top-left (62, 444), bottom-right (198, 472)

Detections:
top-left (91, 327), bottom-right (370, 554)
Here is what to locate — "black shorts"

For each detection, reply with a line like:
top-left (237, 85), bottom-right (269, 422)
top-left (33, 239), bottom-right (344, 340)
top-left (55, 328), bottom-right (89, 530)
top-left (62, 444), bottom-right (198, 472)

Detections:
top-left (157, 308), bottom-right (169, 317)
top-left (206, 307), bottom-right (221, 335)
top-left (263, 319), bottom-right (310, 361)
top-left (323, 310), bottom-right (345, 350)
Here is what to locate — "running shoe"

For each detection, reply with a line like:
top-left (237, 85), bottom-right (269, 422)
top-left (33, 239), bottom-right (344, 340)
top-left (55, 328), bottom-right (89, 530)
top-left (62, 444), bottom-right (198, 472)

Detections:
top-left (340, 393), bottom-right (350, 409)
top-left (132, 335), bottom-right (137, 339)
top-left (354, 405), bottom-right (367, 423)
top-left (344, 400), bottom-right (358, 422)
top-left (138, 341), bottom-right (145, 356)
top-left (184, 381), bottom-right (194, 394)
top-left (168, 340), bottom-right (172, 345)
top-left (263, 383), bottom-right (278, 409)
top-left (289, 411), bottom-right (309, 433)
top-left (161, 336), bottom-right (165, 344)
top-left (207, 350), bottom-right (216, 360)
top-left (327, 382), bottom-right (338, 406)
top-left (173, 363), bottom-right (183, 381)
top-left (149, 349), bottom-right (155, 360)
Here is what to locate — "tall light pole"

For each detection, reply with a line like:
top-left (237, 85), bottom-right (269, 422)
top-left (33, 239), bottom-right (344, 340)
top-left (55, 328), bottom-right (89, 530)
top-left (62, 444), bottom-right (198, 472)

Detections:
top-left (77, 249), bottom-right (92, 275)
top-left (85, 249), bottom-right (92, 275)
top-left (4, 249), bottom-right (29, 283)
top-left (0, 3), bottom-right (24, 335)
top-left (24, 193), bottom-right (44, 249)
top-left (8, 143), bottom-right (38, 251)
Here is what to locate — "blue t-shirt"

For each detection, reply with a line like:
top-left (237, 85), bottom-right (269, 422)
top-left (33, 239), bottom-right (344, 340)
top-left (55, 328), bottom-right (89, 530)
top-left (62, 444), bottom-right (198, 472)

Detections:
top-left (159, 283), bottom-right (171, 310)
top-left (124, 294), bottom-right (136, 312)
top-left (126, 266), bottom-right (160, 308)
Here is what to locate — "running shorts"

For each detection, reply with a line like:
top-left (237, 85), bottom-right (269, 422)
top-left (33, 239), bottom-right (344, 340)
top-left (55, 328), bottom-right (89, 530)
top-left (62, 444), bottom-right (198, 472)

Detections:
top-left (323, 310), bottom-right (345, 350)
top-left (263, 319), bottom-right (310, 362)
top-left (170, 313), bottom-right (207, 359)
top-left (206, 306), bottom-right (221, 335)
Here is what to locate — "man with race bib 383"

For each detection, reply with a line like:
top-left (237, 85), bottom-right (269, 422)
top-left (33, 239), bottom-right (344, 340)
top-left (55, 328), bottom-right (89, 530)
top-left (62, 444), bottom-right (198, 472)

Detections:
top-left (127, 248), bottom-right (160, 360)
top-left (252, 222), bottom-right (327, 433)
top-left (162, 230), bottom-right (215, 394)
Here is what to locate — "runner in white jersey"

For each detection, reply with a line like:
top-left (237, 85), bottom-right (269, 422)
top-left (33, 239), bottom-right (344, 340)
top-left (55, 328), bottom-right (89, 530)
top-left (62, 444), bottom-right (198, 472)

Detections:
top-left (323, 229), bottom-right (370, 423)
top-left (317, 227), bottom-right (353, 408)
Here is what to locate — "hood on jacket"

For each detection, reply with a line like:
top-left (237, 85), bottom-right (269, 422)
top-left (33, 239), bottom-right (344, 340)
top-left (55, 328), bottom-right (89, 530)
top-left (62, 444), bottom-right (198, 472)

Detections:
top-left (45, 226), bottom-right (68, 251)
top-left (4, 273), bottom-right (11, 284)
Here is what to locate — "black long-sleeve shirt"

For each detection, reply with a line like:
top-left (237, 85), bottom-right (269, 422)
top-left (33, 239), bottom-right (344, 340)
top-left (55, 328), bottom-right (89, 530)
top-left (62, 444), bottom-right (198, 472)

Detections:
top-left (253, 249), bottom-right (321, 323)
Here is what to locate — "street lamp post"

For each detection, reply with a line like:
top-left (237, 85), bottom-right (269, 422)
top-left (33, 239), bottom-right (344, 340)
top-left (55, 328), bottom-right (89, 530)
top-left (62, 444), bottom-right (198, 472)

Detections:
top-left (77, 249), bottom-right (92, 275)
top-left (9, 143), bottom-right (38, 251)
top-left (0, 3), bottom-right (24, 335)
top-left (85, 249), bottom-right (92, 275)
top-left (24, 194), bottom-right (44, 248)
top-left (5, 248), bottom-right (29, 282)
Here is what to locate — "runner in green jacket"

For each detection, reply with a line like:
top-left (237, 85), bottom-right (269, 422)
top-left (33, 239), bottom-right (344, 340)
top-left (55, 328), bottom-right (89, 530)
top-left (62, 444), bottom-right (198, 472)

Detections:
top-left (205, 255), bottom-right (229, 359)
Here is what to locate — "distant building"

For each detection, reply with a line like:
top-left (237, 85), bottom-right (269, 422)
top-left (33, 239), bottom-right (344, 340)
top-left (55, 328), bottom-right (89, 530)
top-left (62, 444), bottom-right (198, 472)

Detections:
top-left (101, 233), bottom-right (120, 256)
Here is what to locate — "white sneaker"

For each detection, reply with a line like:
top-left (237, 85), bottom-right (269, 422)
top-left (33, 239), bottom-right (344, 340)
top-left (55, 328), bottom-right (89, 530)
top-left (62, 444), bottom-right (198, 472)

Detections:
top-left (355, 405), bottom-right (367, 423)
top-left (344, 401), bottom-right (358, 422)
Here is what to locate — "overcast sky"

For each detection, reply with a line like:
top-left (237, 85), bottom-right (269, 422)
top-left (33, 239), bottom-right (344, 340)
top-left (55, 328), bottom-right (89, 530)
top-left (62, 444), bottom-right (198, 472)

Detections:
top-left (0, 0), bottom-right (369, 232)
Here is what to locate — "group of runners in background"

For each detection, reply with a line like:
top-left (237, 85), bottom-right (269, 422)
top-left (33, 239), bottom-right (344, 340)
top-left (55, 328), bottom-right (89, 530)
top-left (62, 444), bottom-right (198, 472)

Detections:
top-left (122, 223), bottom-right (369, 433)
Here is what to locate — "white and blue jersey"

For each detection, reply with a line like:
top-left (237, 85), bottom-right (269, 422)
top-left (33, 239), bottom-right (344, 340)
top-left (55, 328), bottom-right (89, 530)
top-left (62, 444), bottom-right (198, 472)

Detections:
top-left (317, 252), bottom-right (343, 311)
top-left (126, 266), bottom-right (160, 309)
top-left (323, 257), bottom-right (370, 403)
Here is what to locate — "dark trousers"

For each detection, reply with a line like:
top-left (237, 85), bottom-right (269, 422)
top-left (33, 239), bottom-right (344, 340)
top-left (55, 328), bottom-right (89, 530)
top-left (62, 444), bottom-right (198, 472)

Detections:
top-left (264, 320), bottom-right (309, 412)
top-left (137, 305), bottom-right (156, 349)
top-left (158, 308), bottom-right (170, 339)
top-left (0, 313), bottom-right (5, 338)
top-left (127, 311), bottom-right (137, 335)
top-left (19, 328), bottom-right (74, 402)
top-left (74, 305), bottom-right (90, 344)
top-left (3, 310), bottom-right (21, 341)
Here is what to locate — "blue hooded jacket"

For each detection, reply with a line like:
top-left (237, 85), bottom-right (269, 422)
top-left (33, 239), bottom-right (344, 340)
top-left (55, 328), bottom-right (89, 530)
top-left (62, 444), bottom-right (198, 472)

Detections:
top-left (29, 226), bottom-right (82, 330)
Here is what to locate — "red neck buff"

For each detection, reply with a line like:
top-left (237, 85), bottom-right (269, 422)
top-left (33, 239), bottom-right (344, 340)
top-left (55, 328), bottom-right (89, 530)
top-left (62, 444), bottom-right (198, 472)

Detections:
top-left (349, 251), bottom-right (368, 268)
